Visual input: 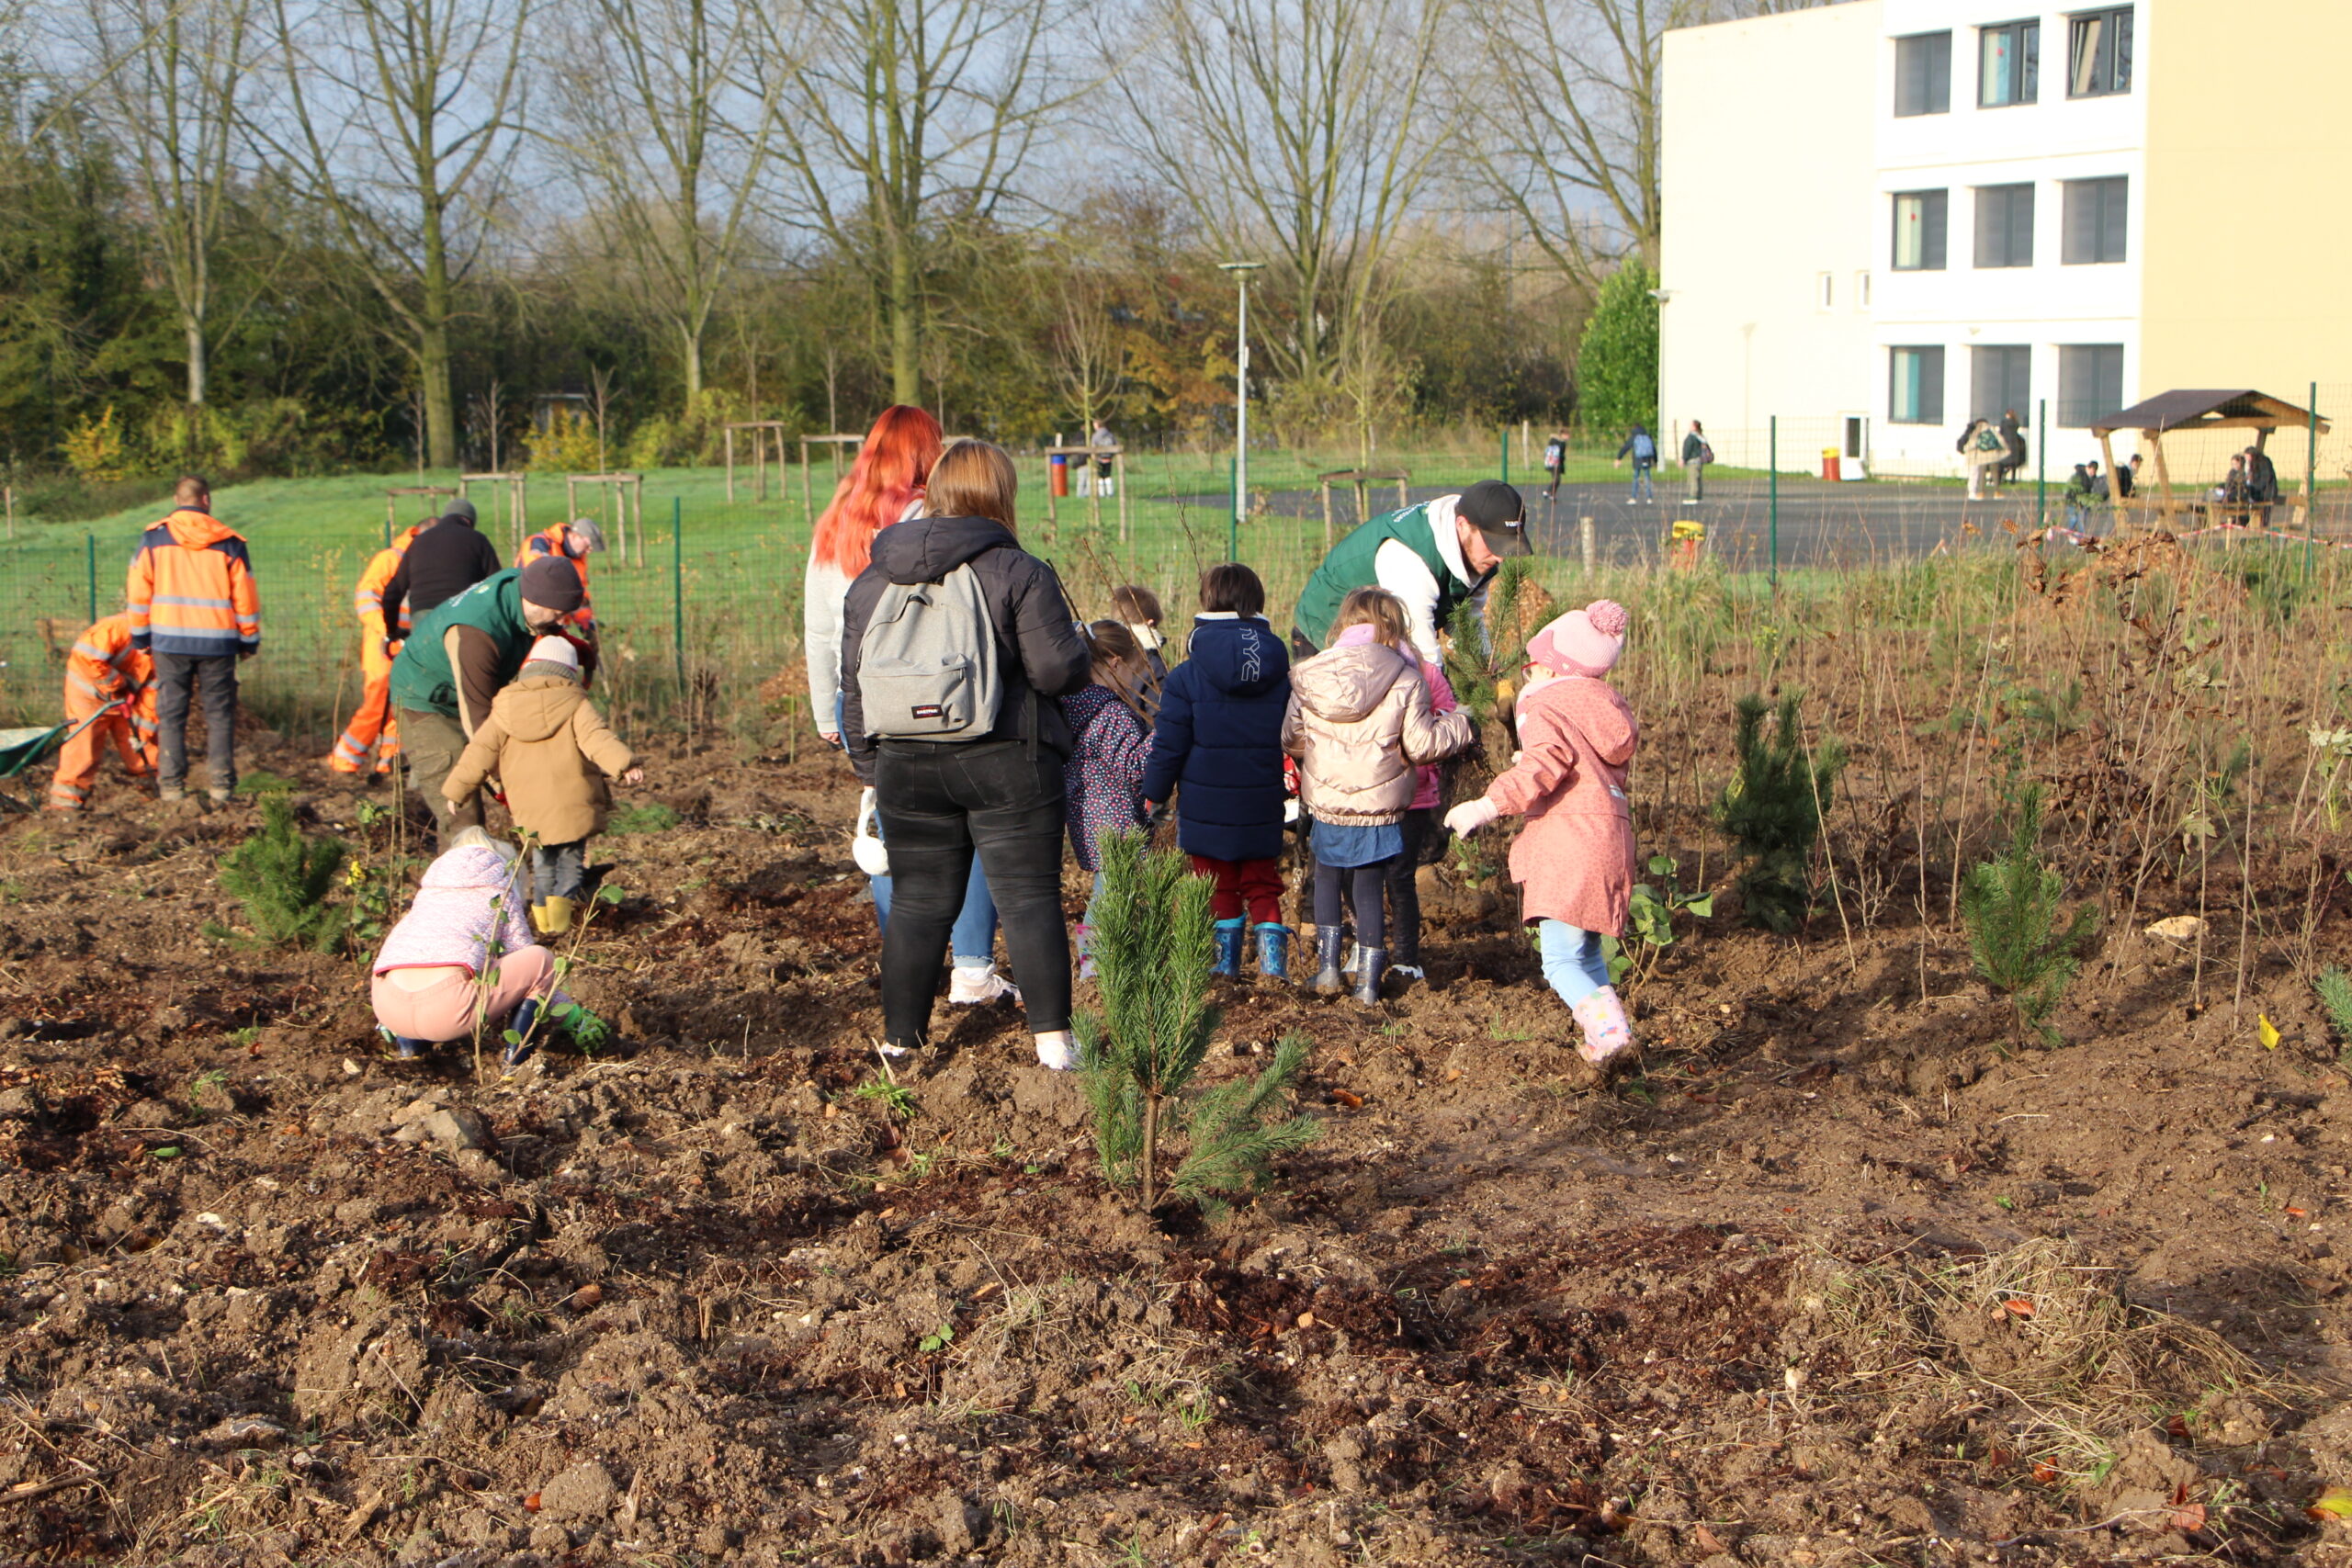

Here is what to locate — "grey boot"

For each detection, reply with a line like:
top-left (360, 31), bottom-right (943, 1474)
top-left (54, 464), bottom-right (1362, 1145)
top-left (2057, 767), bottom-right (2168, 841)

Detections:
top-left (1352, 947), bottom-right (1386, 1005)
top-left (1311, 928), bottom-right (1347, 995)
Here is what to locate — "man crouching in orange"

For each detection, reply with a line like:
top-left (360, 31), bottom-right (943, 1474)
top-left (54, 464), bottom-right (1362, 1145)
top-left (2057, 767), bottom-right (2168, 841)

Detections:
top-left (47, 612), bottom-right (158, 810)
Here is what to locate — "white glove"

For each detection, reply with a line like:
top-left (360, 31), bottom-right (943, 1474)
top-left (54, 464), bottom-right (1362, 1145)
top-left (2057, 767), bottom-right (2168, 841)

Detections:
top-left (852, 787), bottom-right (891, 877)
top-left (1444, 798), bottom-right (1500, 838)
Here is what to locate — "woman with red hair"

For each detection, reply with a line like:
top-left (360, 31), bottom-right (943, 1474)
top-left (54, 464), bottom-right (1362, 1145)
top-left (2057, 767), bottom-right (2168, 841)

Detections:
top-left (802, 405), bottom-right (1016, 1005)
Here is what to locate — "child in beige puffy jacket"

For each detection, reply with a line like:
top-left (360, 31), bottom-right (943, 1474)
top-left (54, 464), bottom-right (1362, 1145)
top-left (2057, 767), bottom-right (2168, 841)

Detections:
top-left (1283, 588), bottom-right (1474, 1000)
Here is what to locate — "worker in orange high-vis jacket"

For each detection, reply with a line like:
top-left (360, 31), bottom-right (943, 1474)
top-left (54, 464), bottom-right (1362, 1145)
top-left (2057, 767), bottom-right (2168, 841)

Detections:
top-left (515, 518), bottom-right (604, 680)
top-left (125, 474), bottom-right (259, 805)
top-left (47, 612), bottom-right (158, 811)
top-left (327, 519), bottom-right (433, 774)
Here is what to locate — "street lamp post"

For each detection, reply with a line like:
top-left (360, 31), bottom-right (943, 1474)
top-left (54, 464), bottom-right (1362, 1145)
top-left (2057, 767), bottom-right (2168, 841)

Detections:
top-left (1219, 261), bottom-right (1263, 563)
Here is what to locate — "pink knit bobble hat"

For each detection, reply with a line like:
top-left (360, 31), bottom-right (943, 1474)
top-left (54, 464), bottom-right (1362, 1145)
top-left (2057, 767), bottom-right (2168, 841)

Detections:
top-left (1526, 600), bottom-right (1630, 677)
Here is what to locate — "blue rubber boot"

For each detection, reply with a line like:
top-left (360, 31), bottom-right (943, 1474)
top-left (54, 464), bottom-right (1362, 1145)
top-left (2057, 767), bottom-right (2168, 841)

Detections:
top-left (501, 999), bottom-right (541, 1072)
top-left (1253, 922), bottom-right (1291, 980)
top-left (1212, 919), bottom-right (1247, 976)
top-left (379, 1026), bottom-right (433, 1061)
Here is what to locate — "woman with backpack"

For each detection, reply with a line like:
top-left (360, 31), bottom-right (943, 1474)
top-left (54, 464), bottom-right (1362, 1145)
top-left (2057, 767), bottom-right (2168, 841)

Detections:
top-left (804, 405), bottom-right (1018, 1006)
top-left (839, 440), bottom-right (1093, 1068)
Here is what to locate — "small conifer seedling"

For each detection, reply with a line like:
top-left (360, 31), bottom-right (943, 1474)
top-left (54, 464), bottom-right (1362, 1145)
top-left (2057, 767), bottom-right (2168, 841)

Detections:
top-left (2315, 969), bottom-right (2352, 1061)
top-left (216, 793), bottom-right (348, 952)
top-left (1077, 831), bottom-right (1317, 1213)
top-left (1714, 693), bottom-right (1845, 932)
top-left (1959, 785), bottom-right (2098, 1045)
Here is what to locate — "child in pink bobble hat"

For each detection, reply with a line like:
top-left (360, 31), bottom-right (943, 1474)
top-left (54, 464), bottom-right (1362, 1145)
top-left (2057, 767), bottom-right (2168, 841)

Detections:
top-left (1444, 600), bottom-right (1641, 1068)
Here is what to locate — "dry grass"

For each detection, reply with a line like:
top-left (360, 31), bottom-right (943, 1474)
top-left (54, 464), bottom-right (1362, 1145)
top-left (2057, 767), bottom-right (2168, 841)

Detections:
top-left (1819, 1237), bottom-right (2293, 1481)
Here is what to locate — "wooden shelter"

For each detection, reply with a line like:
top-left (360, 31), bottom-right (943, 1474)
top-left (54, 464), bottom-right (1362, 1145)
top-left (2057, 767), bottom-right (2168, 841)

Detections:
top-left (1316, 468), bottom-right (1411, 547)
top-left (2091, 389), bottom-right (2330, 532)
top-left (723, 421), bottom-right (791, 503)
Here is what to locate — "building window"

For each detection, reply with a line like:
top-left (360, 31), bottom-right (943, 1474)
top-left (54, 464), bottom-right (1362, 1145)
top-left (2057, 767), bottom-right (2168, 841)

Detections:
top-left (2062, 176), bottom-right (2128, 263)
top-left (1895, 31), bottom-right (1952, 116)
top-left (1890, 346), bottom-right (1946, 425)
top-left (1892, 190), bottom-right (1948, 271)
top-left (1855, 271), bottom-right (1873, 310)
top-left (1973, 184), bottom-right (2035, 268)
top-left (1979, 19), bottom-right (2039, 107)
top-left (1971, 345), bottom-right (2032, 423)
top-left (2059, 344), bottom-right (2125, 426)
top-left (2068, 6), bottom-right (2132, 97)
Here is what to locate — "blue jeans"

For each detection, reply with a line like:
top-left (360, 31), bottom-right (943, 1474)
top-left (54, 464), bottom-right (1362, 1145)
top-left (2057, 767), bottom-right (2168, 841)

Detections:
top-left (1629, 461), bottom-right (1655, 502)
top-left (1538, 920), bottom-right (1611, 1006)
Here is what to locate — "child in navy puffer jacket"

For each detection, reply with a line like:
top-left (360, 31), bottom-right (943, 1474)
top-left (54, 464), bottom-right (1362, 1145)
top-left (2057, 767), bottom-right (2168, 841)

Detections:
top-left (1139, 564), bottom-right (1295, 978)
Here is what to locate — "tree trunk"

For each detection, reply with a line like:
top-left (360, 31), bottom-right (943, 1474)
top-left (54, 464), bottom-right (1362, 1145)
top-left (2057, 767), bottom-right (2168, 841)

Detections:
top-left (1140, 1091), bottom-right (1159, 1213)
top-left (681, 324), bottom-right (703, 407)
top-left (186, 320), bottom-right (208, 408)
top-left (888, 232), bottom-right (920, 405)
top-left (420, 198), bottom-right (458, 468)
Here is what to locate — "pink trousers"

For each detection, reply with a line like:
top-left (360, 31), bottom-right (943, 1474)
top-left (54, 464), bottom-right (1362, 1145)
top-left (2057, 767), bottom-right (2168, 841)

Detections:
top-left (371, 945), bottom-right (560, 1042)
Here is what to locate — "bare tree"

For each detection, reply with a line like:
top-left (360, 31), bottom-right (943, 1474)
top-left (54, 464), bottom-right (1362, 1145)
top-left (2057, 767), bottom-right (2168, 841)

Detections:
top-left (1464, 0), bottom-right (1834, 288)
top-left (260, 0), bottom-right (533, 468)
top-left (1115, 0), bottom-right (1452, 428)
top-left (758, 0), bottom-right (1074, 405)
top-left (86, 0), bottom-right (254, 412)
top-left (555, 0), bottom-right (782, 409)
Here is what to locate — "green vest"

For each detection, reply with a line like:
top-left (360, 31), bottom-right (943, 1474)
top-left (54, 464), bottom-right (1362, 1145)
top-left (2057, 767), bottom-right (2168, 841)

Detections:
top-left (1293, 502), bottom-right (1476, 649)
top-left (389, 569), bottom-right (534, 716)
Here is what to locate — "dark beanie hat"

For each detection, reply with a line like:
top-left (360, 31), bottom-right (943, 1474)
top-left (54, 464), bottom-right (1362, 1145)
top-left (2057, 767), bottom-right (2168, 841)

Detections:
top-left (441, 496), bottom-right (478, 526)
top-left (519, 556), bottom-right (585, 612)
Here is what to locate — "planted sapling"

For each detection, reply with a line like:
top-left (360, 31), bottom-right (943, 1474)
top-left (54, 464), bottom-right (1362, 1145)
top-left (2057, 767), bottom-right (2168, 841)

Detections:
top-left (1959, 785), bottom-right (2098, 1046)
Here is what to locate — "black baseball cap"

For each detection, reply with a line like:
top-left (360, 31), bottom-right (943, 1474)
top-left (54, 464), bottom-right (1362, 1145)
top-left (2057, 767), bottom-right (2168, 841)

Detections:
top-left (1457, 479), bottom-right (1532, 558)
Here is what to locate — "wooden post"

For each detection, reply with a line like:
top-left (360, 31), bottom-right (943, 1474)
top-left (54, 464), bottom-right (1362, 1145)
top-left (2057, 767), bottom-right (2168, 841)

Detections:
top-left (801, 439), bottom-right (814, 525)
top-left (725, 425), bottom-right (736, 503)
top-left (2096, 432), bottom-right (2120, 535)
top-left (1116, 451), bottom-right (1128, 544)
top-left (1353, 479), bottom-right (1369, 530)
top-left (1579, 514), bottom-right (1596, 574)
top-left (2149, 432), bottom-right (2177, 529)
top-left (633, 476), bottom-right (645, 568)
top-left (1320, 481), bottom-right (1334, 548)
top-left (1396, 473), bottom-right (1409, 508)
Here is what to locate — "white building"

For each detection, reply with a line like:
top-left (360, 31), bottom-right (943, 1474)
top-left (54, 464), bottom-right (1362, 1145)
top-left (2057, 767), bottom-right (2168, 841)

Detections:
top-left (1658, 0), bottom-right (2352, 479)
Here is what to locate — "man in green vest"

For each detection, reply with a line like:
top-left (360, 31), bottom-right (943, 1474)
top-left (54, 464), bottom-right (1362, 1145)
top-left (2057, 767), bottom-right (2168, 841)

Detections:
top-left (1292, 479), bottom-right (1532, 662)
top-left (390, 558), bottom-right (585, 842)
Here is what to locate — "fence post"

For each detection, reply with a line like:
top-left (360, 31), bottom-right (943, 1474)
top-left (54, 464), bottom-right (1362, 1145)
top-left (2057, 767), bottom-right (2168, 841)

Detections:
top-left (2309, 380), bottom-right (2320, 582)
top-left (2036, 400), bottom-right (2047, 528)
top-left (1578, 514), bottom-right (1596, 575)
top-left (672, 495), bottom-right (684, 692)
top-left (85, 534), bottom-right (96, 624)
top-left (1768, 417), bottom-right (1779, 590)
top-left (1499, 427), bottom-right (1509, 486)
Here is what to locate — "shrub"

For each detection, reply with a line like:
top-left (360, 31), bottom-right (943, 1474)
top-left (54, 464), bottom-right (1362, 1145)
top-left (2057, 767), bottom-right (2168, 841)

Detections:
top-left (62, 407), bottom-right (131, 482)
top-left (1077, 831), bottom-right (1317, 1213)
top-left (1959, 785), bottom-right (2098, 1046)
top-left (216, 794), bottom-right (348, 952)
top-left (1576, 261), bottom-right (1658, 437)
top-left (606, 802), bottom-right (680, 834)
top-left (1715, 693), bottom-right (1846, 932)
top-left (528, 409), bottom-right (605, 473)
top-left (2315, 969), bottom-right (2352, 1059)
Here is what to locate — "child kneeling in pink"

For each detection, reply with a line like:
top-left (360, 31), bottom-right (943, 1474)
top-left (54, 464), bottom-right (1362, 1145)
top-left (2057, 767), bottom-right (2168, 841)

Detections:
top-left (370, 828), bottom-right (570, 1068)
top-left (1444, 601), bottom-right (1640, 1066)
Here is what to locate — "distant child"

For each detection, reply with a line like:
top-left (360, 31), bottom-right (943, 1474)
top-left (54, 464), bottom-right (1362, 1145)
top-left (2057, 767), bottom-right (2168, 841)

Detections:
top-left (1285, 587), bottom-right (1474, 1001)
top-left (1379, 648), bottom-right (1460, 988)
top-left (442, 636), bottom-right (643, 937)
top-left (1063, 620), bottom-right (1156, 970)
top-left (1444, 600), bottom-right (1639, 1069)
top-left (1542, 429), bottom-right (1568, 501)
top-left (1140, 563), bottom-right (1294, 978)
top-left (1111, 584), bottom-right (1170, 688)
top-left (370, 828), bottom-right (571, 1068)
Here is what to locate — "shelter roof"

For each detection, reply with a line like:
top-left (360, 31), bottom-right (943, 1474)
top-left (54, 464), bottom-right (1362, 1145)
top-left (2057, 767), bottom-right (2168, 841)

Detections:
top-left (2092, 389), bottom-right (2331, 435)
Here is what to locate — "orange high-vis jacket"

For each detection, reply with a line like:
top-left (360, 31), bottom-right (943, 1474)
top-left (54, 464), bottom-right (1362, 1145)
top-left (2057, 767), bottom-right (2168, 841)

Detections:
top-left (65, 613), bottom-right (154, 713)
top-left (518, 525), bottom-right (591, 592)
top-left (125, 508), bottom-right (260, 657)
top-left (355, 526), bottom-right (424, 629)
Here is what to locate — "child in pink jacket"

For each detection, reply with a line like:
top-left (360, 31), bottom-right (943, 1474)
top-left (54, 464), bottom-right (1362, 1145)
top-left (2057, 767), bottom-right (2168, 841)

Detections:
top-left (1444, 601), bottom-right (1639, 1066)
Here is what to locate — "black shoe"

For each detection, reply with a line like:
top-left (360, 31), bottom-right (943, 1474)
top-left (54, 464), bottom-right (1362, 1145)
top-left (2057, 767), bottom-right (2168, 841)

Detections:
top-left (1312, 929), bottom-right (1346, 995)
top-left (501, 1000), bottom-right (540, 1072)
top-left (1352, 947), bottom-right (1386, 1004)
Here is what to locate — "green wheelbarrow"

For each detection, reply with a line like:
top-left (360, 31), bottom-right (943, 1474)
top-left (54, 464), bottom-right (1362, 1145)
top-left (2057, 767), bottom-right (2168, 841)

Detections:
top-left (0, 701), bottom-right (128, 812)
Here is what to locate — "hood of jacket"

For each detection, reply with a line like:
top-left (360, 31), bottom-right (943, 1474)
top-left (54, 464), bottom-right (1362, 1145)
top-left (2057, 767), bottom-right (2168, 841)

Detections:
top-left (421, 844), bottom-right (521, 895)
top-left (1292, 641), bottom-right (1412, 726)
top-left (1185, 615), bottom-right (1286, 698)
top-left (163, 509), bottom-right (241, 549)
top-left (497, 673), bottom-right (586, 742)
top-left (867, 513), bottom-right (1021, 585)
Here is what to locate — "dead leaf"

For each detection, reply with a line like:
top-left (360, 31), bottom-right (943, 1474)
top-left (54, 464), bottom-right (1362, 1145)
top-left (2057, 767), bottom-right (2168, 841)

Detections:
top-left (2172, 1504), bottom-right (2207, 1532)
top-left (1295, 1312), bottom-right (1316, 1329)
top-left (1444, 1067), bottom-right (1463, 1083)
top-left (2031, 1461), bottom-right (2059, 1485)
top-left (1330, 1089), bottom-right (1363, 1110)
top-left (2001, 1298), bottom-right (2037, 1317)
top-left (1693, 1523), bottom-right (1725, 1552)
top-left (2310, 1485), bottom-right (2352, 1520)
top-left (523, 1492), bottom-right (542, 1513)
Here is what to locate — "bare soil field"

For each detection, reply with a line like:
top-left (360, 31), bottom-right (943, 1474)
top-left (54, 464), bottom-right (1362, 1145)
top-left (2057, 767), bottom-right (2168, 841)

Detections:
top-left (9, 622), bottom-right (2352, 1566)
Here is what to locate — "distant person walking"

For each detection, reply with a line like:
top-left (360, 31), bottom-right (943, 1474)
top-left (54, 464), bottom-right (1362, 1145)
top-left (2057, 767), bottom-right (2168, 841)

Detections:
top-left (1091, 422), bottom-right (1118, 499)
top-left (1614, 424), bottom-right (1657, 503)
top-left (1679, 422), bottom-right (1713, 502)
top-left (1997, 409), bottom-right (2027, 485)
top-left (1958, 418), bottom-right (2004, 500)
top-left (381, 497), bottom-right (503, 642)
top-left (126, 475), bottom-right (259, 805)
top-left (1541, 429), bottom-right (1569, 501)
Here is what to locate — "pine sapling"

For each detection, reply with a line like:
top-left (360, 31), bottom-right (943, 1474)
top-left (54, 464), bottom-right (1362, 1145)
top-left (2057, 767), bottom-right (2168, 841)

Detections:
top-left (2315, 968), bottom-right (2352, 1061)
top-left (214, 793), bottom-right (348, 952)
top-left (1077, 831), bottom-right (1317, 1212)
top-left (1959, 785), bottom-right (2098, 1046)
top-left (1714, 693), bottom-right (1846, 933)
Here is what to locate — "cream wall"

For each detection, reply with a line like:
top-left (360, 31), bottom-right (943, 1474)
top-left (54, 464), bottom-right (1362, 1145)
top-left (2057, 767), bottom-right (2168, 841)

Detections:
top-left (1657, 4), bottom-right (1883, 470)
top-left (2140, 0), bottom-right (2352, 398)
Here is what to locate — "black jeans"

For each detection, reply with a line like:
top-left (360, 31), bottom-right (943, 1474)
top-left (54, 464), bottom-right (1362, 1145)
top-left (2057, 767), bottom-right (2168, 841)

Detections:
top-left (875, 740), bottom-right (1070, 1044)
top-left (152, 651), bottom-right (238, 793)
top-left (1336, 808), bottom-right (1431, 963)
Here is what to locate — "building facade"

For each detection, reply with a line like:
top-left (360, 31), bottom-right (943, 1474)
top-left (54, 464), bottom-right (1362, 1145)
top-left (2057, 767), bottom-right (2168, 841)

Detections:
top-left (1658, 0), bottom-right (2352, 479)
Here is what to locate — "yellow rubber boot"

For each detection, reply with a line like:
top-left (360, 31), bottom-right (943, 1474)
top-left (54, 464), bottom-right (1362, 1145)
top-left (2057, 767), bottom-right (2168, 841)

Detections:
top-left (528, 900), bottom-right (550, 934)
top-left (540, 896), bottom-right (575, 936)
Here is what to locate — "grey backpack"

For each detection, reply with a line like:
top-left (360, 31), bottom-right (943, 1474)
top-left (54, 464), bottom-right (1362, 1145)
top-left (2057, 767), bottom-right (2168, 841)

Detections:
top-left (856, 563), bottom-right (1002, 741)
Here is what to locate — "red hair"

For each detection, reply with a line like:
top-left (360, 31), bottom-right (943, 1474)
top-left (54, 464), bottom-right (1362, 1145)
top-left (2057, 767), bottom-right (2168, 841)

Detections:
top-left (809, 405), bottom-right (944, 574)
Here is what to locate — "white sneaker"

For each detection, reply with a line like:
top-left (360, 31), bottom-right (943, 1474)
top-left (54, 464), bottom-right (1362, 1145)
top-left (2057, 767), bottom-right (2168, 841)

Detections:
top-left (949, 964), bottom-right (1020, 1005)
top-left (1034, 1032), bottom-right (1078, 1071)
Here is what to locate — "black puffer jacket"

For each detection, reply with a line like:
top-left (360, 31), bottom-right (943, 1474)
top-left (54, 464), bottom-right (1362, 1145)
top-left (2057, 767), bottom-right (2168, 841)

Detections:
top-left (839, 514), bottom-right (1091, 784)
top-left (382, 519), bottom-right (503, 640)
